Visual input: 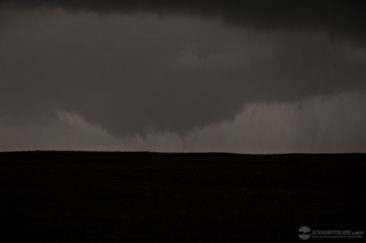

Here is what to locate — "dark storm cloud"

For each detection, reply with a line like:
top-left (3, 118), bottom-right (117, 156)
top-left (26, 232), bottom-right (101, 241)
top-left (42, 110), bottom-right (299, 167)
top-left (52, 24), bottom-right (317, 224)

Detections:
top-left (0, 3), bottom-right (366, 152)
top-left (1, 0), bottom-right (366, 43)
top-left (2, 91), bottom-right (366, 152)
top-left (0, 10), bottom-right (366, 138)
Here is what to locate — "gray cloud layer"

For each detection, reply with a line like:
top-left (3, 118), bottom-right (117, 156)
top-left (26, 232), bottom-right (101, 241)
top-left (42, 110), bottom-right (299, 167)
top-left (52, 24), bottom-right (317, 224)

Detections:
top-left (0, 6), bottom-right (365, 152)
top-left (1, 10), bottom-right (366, 136)
top-left (1, 90), bottom-right (365, 153)
top-left (1, 0), bottom-right (365, 43)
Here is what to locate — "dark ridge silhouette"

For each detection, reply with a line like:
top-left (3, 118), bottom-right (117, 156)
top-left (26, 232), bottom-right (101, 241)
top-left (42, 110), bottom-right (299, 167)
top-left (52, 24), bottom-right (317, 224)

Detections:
top-left (0, 151), bottom-right (365, 241)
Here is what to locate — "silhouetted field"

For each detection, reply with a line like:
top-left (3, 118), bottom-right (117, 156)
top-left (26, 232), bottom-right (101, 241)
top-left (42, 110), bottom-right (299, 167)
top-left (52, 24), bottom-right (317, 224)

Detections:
top-left (0, 152), bottom-right (365, 242)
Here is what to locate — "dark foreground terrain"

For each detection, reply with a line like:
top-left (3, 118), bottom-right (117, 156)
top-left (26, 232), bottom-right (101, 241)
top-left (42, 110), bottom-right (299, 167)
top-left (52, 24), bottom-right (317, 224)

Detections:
top-left (0, 152), bottom-right (365, 242)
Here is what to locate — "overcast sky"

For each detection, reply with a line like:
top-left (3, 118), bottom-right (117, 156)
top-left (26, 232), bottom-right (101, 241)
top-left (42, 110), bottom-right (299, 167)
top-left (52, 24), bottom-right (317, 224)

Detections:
top-left (0, 1), bottom-right (365, 153)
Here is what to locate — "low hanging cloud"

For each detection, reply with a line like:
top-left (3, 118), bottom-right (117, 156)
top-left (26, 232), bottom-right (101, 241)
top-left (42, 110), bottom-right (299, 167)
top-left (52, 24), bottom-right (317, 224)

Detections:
top-left (1, 90), bottom-right (365, 153)
top-left (182, 90), bottom-right (366, 153)
top-left (0, 7), bottom-right (365, 152)
top-left (1, 9), bottom-right (366, 138)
